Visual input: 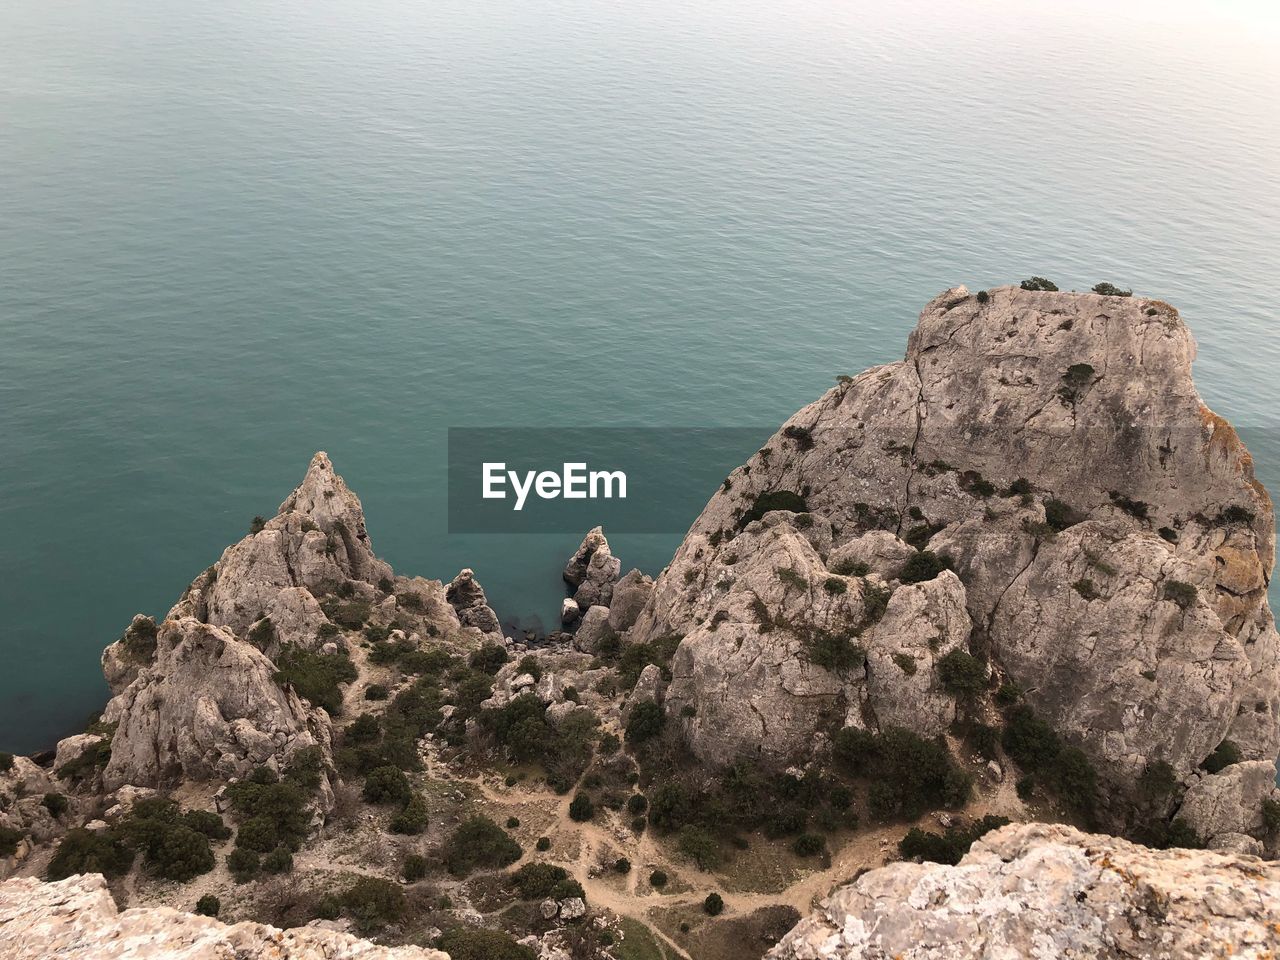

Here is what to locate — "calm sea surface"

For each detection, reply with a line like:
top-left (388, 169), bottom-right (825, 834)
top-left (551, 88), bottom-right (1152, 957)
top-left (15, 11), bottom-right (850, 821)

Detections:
top-left (2, 0), bottom-right (1278, 752)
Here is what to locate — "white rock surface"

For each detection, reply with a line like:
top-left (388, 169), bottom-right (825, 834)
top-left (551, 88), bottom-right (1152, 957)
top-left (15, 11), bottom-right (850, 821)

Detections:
top-left (0, 873), bottom-right (449, 959)
top-left (768, 822), bottom-right (1280, 960)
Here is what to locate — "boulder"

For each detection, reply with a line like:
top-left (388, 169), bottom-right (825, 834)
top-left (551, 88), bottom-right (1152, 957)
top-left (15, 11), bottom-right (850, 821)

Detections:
top-left (607, 569), bottom-right (653, 633)
top-left (1177, 760), bottom-right (1278, 845)
top-left (768, 822), bottom-right (1280, 960)
top-left (572, 605), bottom-right (613, 654)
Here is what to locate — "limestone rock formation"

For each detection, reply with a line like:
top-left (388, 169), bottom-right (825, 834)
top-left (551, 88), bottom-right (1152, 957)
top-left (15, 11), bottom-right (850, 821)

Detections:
top-left (171, 452), bottom-right (393, 636)
top-left (1177, 761), bottom-right (1280, 851)
top-left (0, 873), bottom-right (449, 960)
top-left (0, 757), bottom-right (62, 857)
top-left (607, 569), bottom-right (654, 633)
top-left (564, 527), bottom-right (621, 609)
top-left (100, 617), bottom-right (331, 790)
top-left (446, 568), bottom-right (502, 637)
top-left (631, 286), bottom-right (1278, 817)
top-left (768, 822), bottom-right (1280, 960)
top-left (650, 512), bottom-right (971, 766)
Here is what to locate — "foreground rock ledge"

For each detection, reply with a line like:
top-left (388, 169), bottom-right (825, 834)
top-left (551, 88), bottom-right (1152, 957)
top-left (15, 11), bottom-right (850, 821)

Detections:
top-left (0, 874), bottom-right (449, 960)
top-left (768, 822), bottom-right (1280, 960)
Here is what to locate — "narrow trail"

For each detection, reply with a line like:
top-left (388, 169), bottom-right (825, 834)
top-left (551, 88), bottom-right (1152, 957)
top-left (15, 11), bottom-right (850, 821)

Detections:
top-left (452, 768), bottom-right (986, 959)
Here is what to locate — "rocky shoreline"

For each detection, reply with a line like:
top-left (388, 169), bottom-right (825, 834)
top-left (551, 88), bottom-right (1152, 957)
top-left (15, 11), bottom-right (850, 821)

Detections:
top-left (2, 284), bottom-right (1278, 959)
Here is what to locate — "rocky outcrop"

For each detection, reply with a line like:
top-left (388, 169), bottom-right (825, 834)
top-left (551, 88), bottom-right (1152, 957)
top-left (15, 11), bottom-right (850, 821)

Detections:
top-left (0, 873), bottom-right (449, 959)
top-left (170, 452), bottom-right (392, 637)
top-left (564, 527), bottom-right (620, 609)
top-left (631, 287), bottom-right (1278, 817)
top-left (0, 757), bottom-right (62, 862)
top-left (446, 568), bottom-right (502, 637)
top-left (650, 512), bottom-right (971, 766)
top-left (768, 822), bottom-right (1280, 960)
top-left (607, 569), bottom-right (654, 633)
top-left (1177, 761), bottom-right (1280, 851)
top-left (100, 617), bottom-right (331, 791)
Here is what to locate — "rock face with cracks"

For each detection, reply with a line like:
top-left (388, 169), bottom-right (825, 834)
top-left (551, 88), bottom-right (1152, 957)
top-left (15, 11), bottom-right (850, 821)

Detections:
top-left (630, 286), bottom-right (1278, 825)
top-left (0, 873), bottom-right (449, 960)
top-left (767, 822), bottom-right (1280, 960)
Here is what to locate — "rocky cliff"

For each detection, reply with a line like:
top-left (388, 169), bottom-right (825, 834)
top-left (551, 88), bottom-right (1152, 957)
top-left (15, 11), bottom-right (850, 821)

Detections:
top-left (629, 285), bottom-right (1278, 835)
top-left (768, 822), bottom-right (1280, 960)
top-left (0, 874), bottom-right (448, 959)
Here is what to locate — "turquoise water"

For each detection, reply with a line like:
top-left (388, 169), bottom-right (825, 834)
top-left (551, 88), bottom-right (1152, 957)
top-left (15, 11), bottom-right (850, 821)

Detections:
top-left (2, 0), bottom-right (1278, 753)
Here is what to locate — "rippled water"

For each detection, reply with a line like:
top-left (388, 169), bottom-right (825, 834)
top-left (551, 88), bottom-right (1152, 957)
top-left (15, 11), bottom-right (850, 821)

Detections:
top-left (1, 0), bottom-right (1278, 752)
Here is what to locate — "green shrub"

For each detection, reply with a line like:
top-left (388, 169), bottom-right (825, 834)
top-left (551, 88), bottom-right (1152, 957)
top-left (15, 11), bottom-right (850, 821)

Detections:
top-left (976, 290), bottom-right (990, 304)
top-left (1109, 491), bottom-right (1150, 520)
top-left (363, 683), bottom-right (389, 701)
top-left (995, 682), bottom-right (1022, 706)
top-left (1092, 282), bottom-right (1131, 297)
top-left (48, 828), bottom-right (134, 880)
top-left (703, 892), bottom-right (725, 916)
top-left (1163, 580), bottom-right (1197, 611)
top-left (195, 894), bottom-right (220, 917)
top-left (649, 869), bottom-right (668, 888)
top-left (0, 752), bottom-right (12, 772)
top-left (511, 861), bottom-right (584, 900)
top-left (792, 833), bottom-right (824, 857)
top-left (402, 853), bottom-right (428, 881)
top-left (119, 616), bottom-right (159, 662)
top-left (898, 551), bottom-right (953, 584)
top-left (273, 643), bottom-right (357, 715)
top-left (833, 727), bottom-right (970, 818)
top-left (1073, 579), bottom-right (1099, 600)
top-left (1139, 760), bottom-right (1177, 800)
top-left (227, 847), bottom-right (260, 882)
top-left (936, 649), bottom-right (987, 698)
top-left (1002, 706), bottom-right (1097, 813)
top-left (898, 815), bottom-right (1009, 865)
top-left (804, 630), bottom-right (866, 673)
top-left (616, 633), bottom-right (684, 688)
top-left (247, 618), bottom-right (276, 650)
top-left (1162, 818), bottom-right (1204, 850)
top-left (225, 768), bottom-right (313, 851)
top-left (627, 793), bottom-right (648, 815)
top-left (614, 856), bottom-right (631, 873)
top-left (1020, 277), bottom-right (1059, 291)
top-left (339, 876), bottom-right (407, 933)
top-left (1201, 740), bottom-right (1241, 774)
top-left (262, 845), bottom-right (294, 874)
top-left (738, 491), bottom-right (810, 529)
top-left (891, 653), bottom-right (917, 675)
top-left (678, 825), bottom-right (722, 870)
top-left (363, 765), bottom-right (412, 805)
top-left (516, 655), bottom-right (543, 682)
top-left (183, 809), bottom-right (231, 841)
top-left (625, 700), bottom-right (665, 744)
top-left (479, 693), bottom-right (598, 792)
top-left (42, 792), bottom-right (69, 817)
top-left (55, 739), bottom-right (112, 782)
top-left (536, 836), bottom-right (551, 851)
top-left (966, 723), bottom-right (1000, 760)
top-left (1262, 798), bottom-right (1280, 834)
top-left (1043, 499), bottom-right (1083, 532)
top-left (569, 793), bottom-right (595, 822)
top-left (439, 928), bottom-right (536, 960)
top-left (320, 596), bottom-right (372, 630)
top-left (444, 816), bottom-right (521, 876)
top-left (1058, 364), bottom-right (1096, 404)
top-left (830, 557), bottom-right (869, 577)
top-left (0, 827), bottom-right (24, 857)
top-left (469, 643), bottom-right (509, 675)
top-left (389, 794), bottom-right (429, 834)
top-left (823, 577), bottom-right (847, 595)
top-left (1016, 775), bottom-right (1035, 801)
